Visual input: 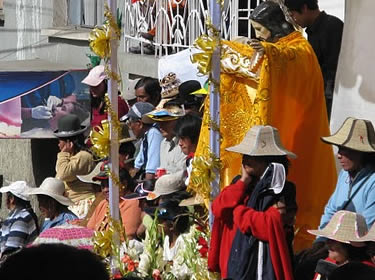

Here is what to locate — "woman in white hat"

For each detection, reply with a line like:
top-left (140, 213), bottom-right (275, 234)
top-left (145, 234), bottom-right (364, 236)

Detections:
top-left (209, 125), bottom-right (297, 280)
top-left (319, 118), bottom-right (375, 233)
top-left (81, 65), bottom-right (129, 129)
top-left (28, 177), bottom-right (77, 232)
top-left (0, 181), bottom-right (39, 258)
top-left (307, 210), bottom-right (373, 279)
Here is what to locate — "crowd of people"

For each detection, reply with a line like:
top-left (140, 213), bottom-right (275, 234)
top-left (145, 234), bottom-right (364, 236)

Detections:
top-left (1, 1), bottom-right (375, 280)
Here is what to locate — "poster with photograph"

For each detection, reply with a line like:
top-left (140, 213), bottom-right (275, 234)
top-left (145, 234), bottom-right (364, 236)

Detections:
top-left (0, 69), bottom-right (90, 138)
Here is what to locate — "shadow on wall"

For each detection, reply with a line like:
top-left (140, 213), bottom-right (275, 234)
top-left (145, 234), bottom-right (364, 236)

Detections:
top-left (335, 1), bottom-right (375, 104)
top-left (31, 138), bottom-right (59, 187)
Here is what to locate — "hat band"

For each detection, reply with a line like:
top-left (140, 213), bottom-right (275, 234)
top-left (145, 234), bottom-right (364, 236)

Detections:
top-left (132, 106), bottom-right (142, 118)
top-left (57, 130), bottom-right (81, 135)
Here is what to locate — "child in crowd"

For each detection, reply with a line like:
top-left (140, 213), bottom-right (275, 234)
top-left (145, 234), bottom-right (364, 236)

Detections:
top-left (308, 210), bottom-right (372, 280)
top-left (123, 102), bottom-right (163, 180)
top-left (0, 181), bottom-right (39, 259)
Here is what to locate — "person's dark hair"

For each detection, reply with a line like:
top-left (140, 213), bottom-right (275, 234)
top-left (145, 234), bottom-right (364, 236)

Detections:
top-left (59, 134), bottom-right (86, 154)
top-left (0, 244), bottom-right (109, 280)
top-left (119, 141), bottom-right (136, 159)
top-left (174, 113), bottom-right (202, 145)
top-left (250, 1), bottom-right (294, 39)
top-left (90, 80), bottom-right (108, 114)
top-left (284, 0), bottom-right (319, 13)
top-left (242, 154), bottom-right (291, 175)
top-left (135, 77), bottom-right (161, 106)
top-left (7, 193), bottom-right (40, 234)
top-left (329, 262), bottom-right (375, 280)
top-left (343, 243), bottom-right (369, 262)
top-left (119, 168), bottom-right (136, 193)
top-left (363, 152), bottom-right (375, 167)
top-left (37, 194), bottom-right (69, 218)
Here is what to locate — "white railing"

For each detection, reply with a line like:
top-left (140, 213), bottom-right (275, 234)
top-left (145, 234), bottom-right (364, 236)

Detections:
top-left (74, 0), bottom-right (261, 57)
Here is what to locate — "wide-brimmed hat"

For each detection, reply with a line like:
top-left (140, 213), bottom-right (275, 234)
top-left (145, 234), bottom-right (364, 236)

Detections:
top-left (146, 170), bottom-right (186, 200)
top-left (120, 102), bottom-right (155, 122)
top-left (119, 123), bottom-right (136, 143)
top-left (92, 161), bottom-right (110, 181)
top-left (226, 125), bottom-right (297, 158)
top-left (321, 117), bottom-right (375, 153)
top-left (142, 105), bottom-right (185, 124)
top-left (352, 223), bottom-right (375, 242)
top-left (81, 65), bottom-right (107, 87)
top-left (28, 177), bottom-right (74, 206)
top-left (77, 161), bottom-right (102, 186)
top-left (179, 194), bottom-right (204, 207)
top-left (53, 114), bottom-right (87, 138)
top-left (122, 179), bottom-right (155, 200)
top-left (308, 210), bottom-right (368, 244)
top-left (0, 181), bottom-right (32, 201)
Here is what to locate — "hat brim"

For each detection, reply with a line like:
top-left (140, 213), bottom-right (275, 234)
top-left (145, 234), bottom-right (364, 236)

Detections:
top-left (307, 229), bottom-right (351, 244)
top-left (321, 136), bottom-right (375, 153)
top-left (146, 191), bottom-right (160, 201)
top-left (179, 195), bottom-right (204, 207)
top-left (122, 193), bottom-right (147, 200)
top-left (81, 76), bottom-right (105, 87)
top-left (77, 162), bottom-right (102, 186)
top-left (53, 126), bottom-right (88, 138)
top-left (0, 186), bottom-right (31, 201)
top-left (28, 188), bottom-right (74, 206)
top-left (119, 137), bottom-right (136, 144)
top-left (226, 144), bottom-right (297, 159)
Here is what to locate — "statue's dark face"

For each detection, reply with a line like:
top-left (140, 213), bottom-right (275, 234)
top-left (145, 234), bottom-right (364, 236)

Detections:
top-left (250, 20), bottom-right (271, 41)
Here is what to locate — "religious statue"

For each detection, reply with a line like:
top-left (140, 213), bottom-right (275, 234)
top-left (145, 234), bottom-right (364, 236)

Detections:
top-left (191, 0), bottom-right (337, 250)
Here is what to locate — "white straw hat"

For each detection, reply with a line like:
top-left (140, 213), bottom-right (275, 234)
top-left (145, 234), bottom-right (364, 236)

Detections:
top-left (147, 170), bottom-right (186, 200)
top-left (28, 177), bottom-right (74, 206)
top-left (0, 181), bottom-right (32, 201)
top-left (321, 117), bottom-right (375, 153)
top-left (226, 125), bottom-right (296, 158)
top-left (308, 210), bottom-right (368, 244)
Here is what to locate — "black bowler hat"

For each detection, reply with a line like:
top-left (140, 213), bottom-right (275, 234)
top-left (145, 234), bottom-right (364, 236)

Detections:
top-left (53, 114), bottom-right (87, 138)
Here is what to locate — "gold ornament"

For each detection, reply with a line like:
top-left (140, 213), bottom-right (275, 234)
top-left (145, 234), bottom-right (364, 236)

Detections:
top-left (90, 120), bottom-right (111, 159)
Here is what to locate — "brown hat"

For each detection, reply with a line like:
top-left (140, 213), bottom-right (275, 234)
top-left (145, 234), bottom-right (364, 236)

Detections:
top-left (308, 210), bottom-right (368, 243)
top-left (226, 125), bottom-right (296, 158)
top-left (321, 117), bottom-right (375, 153)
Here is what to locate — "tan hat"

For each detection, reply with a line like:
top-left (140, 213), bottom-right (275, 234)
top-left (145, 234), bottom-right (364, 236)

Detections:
top-left (308, 210), bottom-right (368, 244)
top-left (0, 181), bottom-right (33, 201)
top-left (226, 125), bottom-right (296, 159)
top-left (179, 194), bottom-right (204, 207)
top-left (119, 123), bottom-right (136, 144)
top-left (77, 162), bottom-right (102, 186)
top-left (321, 117), bottom-right (375, 153)
top-left (146, 170), bottom-right (186, 200)
top-left (353, 223), bottom-right (375, 242)
top-left (28, 177), bottom-right (74, 206)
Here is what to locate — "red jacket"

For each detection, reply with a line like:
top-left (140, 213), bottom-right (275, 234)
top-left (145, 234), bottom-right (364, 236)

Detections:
top-left (208, 179), bottom-right (294, 280)
top-left (91, 96), bottom-right (128, 129)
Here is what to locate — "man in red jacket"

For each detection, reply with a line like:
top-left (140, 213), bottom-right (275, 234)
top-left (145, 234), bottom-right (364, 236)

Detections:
top-left (208, 125), bottom-right (297, 280)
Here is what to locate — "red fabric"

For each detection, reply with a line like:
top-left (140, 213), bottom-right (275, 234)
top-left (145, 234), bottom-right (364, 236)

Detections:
top-left (233, 205), bottom-right (294, 280)
top-left (208, 179), bottom-right (294, 280)
top-left (208, 179), bottom-right (249, 278)
top-left (91, 96), bottom-right (129, 128)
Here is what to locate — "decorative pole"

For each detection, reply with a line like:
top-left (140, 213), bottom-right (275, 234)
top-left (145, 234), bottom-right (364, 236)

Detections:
top-left (108, 0), bottom-right (119, 221)
top-left (209, 0), bottom-right (222, 200)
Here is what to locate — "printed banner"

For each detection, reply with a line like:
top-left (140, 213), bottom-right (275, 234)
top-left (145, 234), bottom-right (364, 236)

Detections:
top-left (0, 70), bottom-right (90, 138)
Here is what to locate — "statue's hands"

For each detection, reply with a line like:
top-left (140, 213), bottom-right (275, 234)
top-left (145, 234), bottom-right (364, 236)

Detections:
top-left (249, 39), bottom-right (264, 53)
